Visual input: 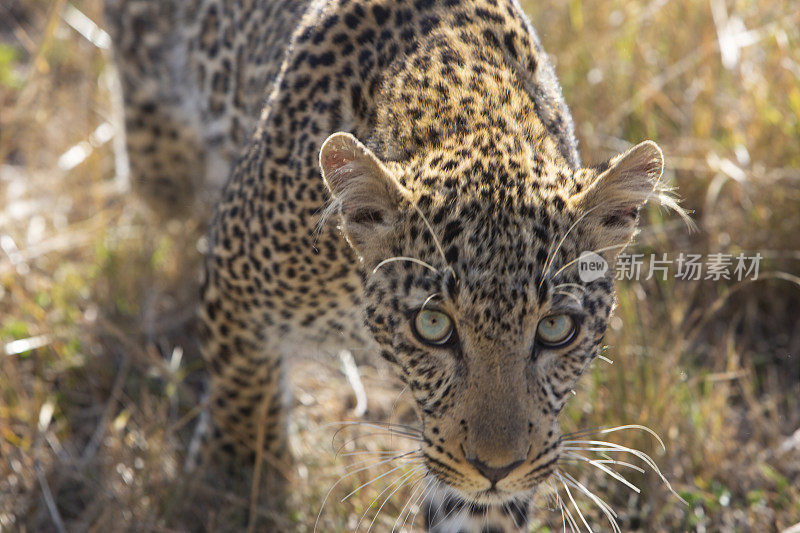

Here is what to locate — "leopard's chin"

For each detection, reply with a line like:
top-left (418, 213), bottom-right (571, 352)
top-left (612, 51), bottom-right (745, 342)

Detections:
top-left (441, 480), bottom-right (537, 507)
top-left (422, 471), bottom-right (539, 530)
top-left (464, 487), bottom-right (523, 506)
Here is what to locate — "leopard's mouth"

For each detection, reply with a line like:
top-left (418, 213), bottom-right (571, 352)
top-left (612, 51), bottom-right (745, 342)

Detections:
top-left (422, 444), bottom-right (559, 507)
top-left (424, 463), bottom-right (537, 506)
top-left (470, 486), bottom-right (520, 505)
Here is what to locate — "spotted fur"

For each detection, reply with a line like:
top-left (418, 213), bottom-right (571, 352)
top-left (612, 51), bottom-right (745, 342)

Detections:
top-left (108, 0), bottom-right (668, 530)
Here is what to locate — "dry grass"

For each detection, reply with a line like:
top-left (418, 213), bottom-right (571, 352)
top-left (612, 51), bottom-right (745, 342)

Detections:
top-left (1, 0), bottom-right (799, 531)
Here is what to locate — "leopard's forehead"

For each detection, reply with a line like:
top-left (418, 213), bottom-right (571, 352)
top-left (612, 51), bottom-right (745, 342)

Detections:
top-left (395, 145), bottom-right (588, 279)
top-left (397, 131), bottom-right (580, 198)
top-left (378, 186), bottom-right (602, 338)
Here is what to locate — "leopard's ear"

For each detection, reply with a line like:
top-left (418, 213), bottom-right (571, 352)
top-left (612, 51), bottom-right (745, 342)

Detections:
top-left (570, 141), bottom-right (664, 254)
top-left (319, 132), bottom-right (407, 255)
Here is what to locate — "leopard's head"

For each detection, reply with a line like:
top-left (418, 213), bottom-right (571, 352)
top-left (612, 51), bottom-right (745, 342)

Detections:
top-left (319, 131), bottom-right (665, 506)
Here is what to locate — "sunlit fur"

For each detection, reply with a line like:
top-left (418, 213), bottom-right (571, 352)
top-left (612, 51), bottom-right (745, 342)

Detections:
top-left (108, 0), bottom-right (681, 530)
top-left (318, 130), bottom-right (671, 529)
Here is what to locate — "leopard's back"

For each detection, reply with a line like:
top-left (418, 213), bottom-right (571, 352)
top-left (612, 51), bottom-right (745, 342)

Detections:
top-left (106, 0), bottom-right (310, 212)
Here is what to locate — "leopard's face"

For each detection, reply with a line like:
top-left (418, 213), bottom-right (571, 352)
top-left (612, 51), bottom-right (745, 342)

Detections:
top-left (319, 131), bottom-right (665, 506)
top-left (361, 210), bottom-right (615, 505)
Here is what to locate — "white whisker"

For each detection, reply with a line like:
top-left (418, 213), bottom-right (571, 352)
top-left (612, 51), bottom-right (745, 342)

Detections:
top-left (539, 205), bottom-right (603, 292)
top-left (553, 480), bottom-right (580, 533)
top-left (329, 421), bottom-right (423, 454)
top-left (344, 450), bottom-right (417, 473)
top-left (336, 433), bottom-right (420, 454)
top-left (595, 424), bottom-right (666, 451)
top-left (562, 451), bottom-right (641, 493)
top-left (340, 449), bottom-right (413, 458)
top-left (561, 471), bottom-right (622, 533)
top-left (373, 256), bottom-right (438, 274)
top-left (562, 439), bottom-right (685, 503)
top-left (552, 282), bottom-right (588, 294)
top-left (366, 467), bottom-right (425, 532)
top-left (562, 452), bottom-right (645, 474)
top-left (409, 201), bottom-right (458, 282)
top-left (561, 423), bottom-right (665, 448)
top-left (342, 452), bottom-right (418, 474)
top-left (342, 462), bottom-right (412, 502)
top-left (392, 474), bottom-right (427, 532)
top-left (358, 467), bottom-right (420, 528)
top-left (557, 471), bottom-right (593, 532)
top-left (314, 449), bottom-right (417, 532)
top-left (554, 290), bottom-right (583, 306)
top-left (421, 292), bottom-right (440, 311)
top-left (326, 420), bottom-right (423, 434)
top-left (430, 492), bottom-right (462, 531)
top-left (505, 499), bottom-right (528, 528)
top-left (404, 476), bottom-right (435, 531)
top-left (543, 479), bottom-right (561, 511)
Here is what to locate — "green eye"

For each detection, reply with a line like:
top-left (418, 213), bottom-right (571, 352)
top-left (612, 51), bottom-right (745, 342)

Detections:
top-left (413, 309), bottom-right (454, 345)
top-left (536, 314), bottom-right (577, 347)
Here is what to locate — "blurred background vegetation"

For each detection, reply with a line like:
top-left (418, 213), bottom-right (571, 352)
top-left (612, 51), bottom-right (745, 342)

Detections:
top-left (1, 0), bottom-right (798, 531)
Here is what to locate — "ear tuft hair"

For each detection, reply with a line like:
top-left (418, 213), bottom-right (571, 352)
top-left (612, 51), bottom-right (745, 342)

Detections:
top-left (318, 132), bottom-right (407, 253)
top-left (571, 141), bottom-right (690, 252)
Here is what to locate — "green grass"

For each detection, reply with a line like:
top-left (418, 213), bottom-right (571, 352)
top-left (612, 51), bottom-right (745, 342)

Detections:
top-left (1, 0), bottom-right (799, 530)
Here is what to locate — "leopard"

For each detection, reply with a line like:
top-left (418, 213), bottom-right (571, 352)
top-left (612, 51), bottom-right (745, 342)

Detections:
top-left (106, 0), bottom-right (676, 530)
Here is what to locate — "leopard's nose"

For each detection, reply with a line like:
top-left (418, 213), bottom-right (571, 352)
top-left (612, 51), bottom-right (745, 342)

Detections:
top-left (466, 456), bottom-right (524, 485)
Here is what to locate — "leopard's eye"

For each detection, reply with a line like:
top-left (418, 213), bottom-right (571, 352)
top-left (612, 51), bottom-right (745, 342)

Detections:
top-left (536, 314), bottom-right (577, 347)
top-left (413, 309), bottom-right (454, 345)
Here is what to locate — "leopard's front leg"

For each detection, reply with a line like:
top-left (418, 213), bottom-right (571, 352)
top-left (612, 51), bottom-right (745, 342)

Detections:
top-left (187, 196), bottom-right (292, 481)
top-left (197, 272), bottom-right (290, 468)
